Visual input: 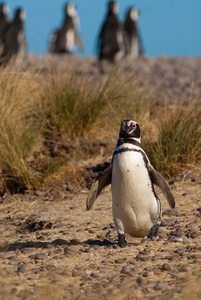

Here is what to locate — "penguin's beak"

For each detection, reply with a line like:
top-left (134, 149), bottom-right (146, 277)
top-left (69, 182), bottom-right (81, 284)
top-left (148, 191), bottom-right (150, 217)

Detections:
top-left (122, 120), bottom-right (136, 133)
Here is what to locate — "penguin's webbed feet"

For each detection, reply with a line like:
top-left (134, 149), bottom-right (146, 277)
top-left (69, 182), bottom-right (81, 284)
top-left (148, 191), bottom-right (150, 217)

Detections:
top-left (147, 224), bottom-right (160, 240)
top-left (118, 233), bottom-right (127, 248)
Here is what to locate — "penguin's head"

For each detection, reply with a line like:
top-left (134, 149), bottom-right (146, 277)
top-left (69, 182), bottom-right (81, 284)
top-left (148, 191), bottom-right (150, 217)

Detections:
top-left (1, 3), bottom-right (9, 16)
top-left (15, 8), bottom-right (26, 21)
top-left (108, 1), bottom-right (119, 15)
top-left (66, 2), bottom-right (77, 17)
top-left (119, 120), bottom-right (141, 142)
top-left (128, 7), bottom-right (139, 21)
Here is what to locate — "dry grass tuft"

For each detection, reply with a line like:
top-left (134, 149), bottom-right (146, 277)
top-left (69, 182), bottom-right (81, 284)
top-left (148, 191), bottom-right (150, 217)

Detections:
top-left (0, 63), bottom-right (44, 193)
top-left (145, 101), bottom-right (201, 178)
top-left (0, 59), bottom-right (200, 193)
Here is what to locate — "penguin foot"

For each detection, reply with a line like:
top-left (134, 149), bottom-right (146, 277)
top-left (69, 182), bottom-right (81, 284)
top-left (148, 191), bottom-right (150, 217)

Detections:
top-left (118, 233), bottom-right (127, 248)
top-left (147, 224), bottom-right (160, 240)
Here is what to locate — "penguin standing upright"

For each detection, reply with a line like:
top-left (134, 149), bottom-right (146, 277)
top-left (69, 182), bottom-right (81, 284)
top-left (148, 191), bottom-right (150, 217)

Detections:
top-left (1, 7), bottom-right (27, 63)
top-left (0, 3), bottom-right (9, 50)
top-left (49, 2), bottom-right (84, 54)
top-left (86, 120), bottom-right (175, 247)
top-left (124, 7), bottom-right (144, 57)
top-left (97, 1), bottom-right (129, 64)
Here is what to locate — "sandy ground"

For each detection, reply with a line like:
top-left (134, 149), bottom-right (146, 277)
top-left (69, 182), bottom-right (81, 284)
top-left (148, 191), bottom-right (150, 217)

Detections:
top-left (0, 168), bottom-right (201, 300)
top-left (0, 55), bottom-right (201, 300)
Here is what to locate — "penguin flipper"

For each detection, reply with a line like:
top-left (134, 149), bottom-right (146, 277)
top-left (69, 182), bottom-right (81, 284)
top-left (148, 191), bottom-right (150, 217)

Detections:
top-left (148, 165), bottom-right (175, 209)
top-left (75, 33), bottom-right (84, 51)
top-left (86, 165), bottom-right (112, 210)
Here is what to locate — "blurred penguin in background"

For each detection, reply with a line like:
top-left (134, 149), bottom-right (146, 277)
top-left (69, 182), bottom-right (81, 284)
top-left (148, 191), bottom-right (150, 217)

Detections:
top-left (97, 1), bottom-right (129, 65)
top-left (0, 7), bottom-right (27, 64)
top-left (124, 7), bottom-right (144, 58)
top-left (0, 3), bottom-right (9, 49)
top-left (49, 2), bottom-right (84, 54)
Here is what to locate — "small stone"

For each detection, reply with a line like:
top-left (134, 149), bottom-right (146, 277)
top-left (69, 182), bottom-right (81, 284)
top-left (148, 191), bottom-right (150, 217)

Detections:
top-left (51, 239), bottom-right (68, 246)
top-left (70, 239), bottom-right (82, 245)
top-left (0, 253), bottom-right (16, 260)
top-left (45, 264), bottom-right (56, 271)
top-left (144, 247), bottom-right (152, 253)
top-left (88, 229), bottom-right (96, 234)
top-left (142, 271), bottom-right (149, 277)
top-left (81, 247), bottom-right (91, 253)
top-left (136, 254), bottom-right (149, 261)
top-left (190, 232), bottom-right (201, 239)
top-left (136, 276), bottom-right (146, 286)
top-left (120, 264), bottom-right (133, 275)
top-left (152, 268), bottom-right (161, 275)
top-left (160, 220), bottom-right (169, 227)
top-left (35, 253), bottom-right (47, 260)
top-left (152, 254), bottom-right (163, 261)
top-left (91, 272), bottom-right (108, 279)
top-left (162, 263), bottom-right (172, 271)
top-left (91, 245), bottom-right (100, 250)
top-left (154, 281), bottom-right (169, 291)
top-left (158, 231), bottom-right (168, 239)
top-left (20, 248), bottom-right (33, 254)
top-left (163, 208), bottom-right (180, 216)
top-left (172, 237), bottom-right (184, 242)
top-left (17, 264), bottom-right (29, 274)
top-left (64, 245), bottom-right (79, 255)
top-left (115, 258), bottom-right (126, 264)
top-left (76, 228), bottom-right (84, 232)
top-left (170, 230), bottom-right (182, 237)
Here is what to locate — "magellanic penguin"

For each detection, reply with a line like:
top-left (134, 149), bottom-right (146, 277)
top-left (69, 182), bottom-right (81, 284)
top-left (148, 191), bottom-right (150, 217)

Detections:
top-left (124, 7), bottom-right (144, 57)
top-left (0, 7), bottom-right (27, 63)
top-left (97, 1), bottom-right (129, 64)
top-left (49, 2), bottom-right (84, 54)
top-left (0, 3), bottom-right (9, 49)
top-left (86, 120), bottom-right (175, 247)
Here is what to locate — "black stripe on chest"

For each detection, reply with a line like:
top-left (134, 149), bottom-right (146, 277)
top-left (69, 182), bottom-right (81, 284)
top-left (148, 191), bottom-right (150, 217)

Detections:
top-left (113, 139), bottom-right (148, 165)
top-left (116, 138), bottom-right (142, 148)
top-left (113, 148), bottom-right (148, 165)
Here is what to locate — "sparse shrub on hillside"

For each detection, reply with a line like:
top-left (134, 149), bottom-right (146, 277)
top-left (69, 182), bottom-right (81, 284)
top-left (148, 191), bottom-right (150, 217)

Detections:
top-left (0, 63), bottom-right (43, 193)
top-left (40, 67), bottom-right (153, 137)
top-left (145, 101), bottom-right (201, 178)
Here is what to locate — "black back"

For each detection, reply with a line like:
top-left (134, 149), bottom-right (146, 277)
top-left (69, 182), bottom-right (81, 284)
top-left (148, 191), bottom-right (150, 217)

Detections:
top-left (1, 7), bottom-right (27, 62)
top-left (98, 1), bottom-right (126, 62)
top-left (0, 3), bottom-right (9, 45)
top-left (49, 3), bottom-right (83, 54)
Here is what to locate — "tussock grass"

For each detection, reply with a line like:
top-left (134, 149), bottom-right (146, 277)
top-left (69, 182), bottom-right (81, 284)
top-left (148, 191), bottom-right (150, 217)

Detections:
top-left (41, 67), bottom-right (108, 136)
top-left (0, 63), bottom-right (43, 193)
top-left (0, 59), bottom-right (200, 193)
top-left (40, 66), bottom-right (154, 137)
top-left (145, 101), bottom-right (201, 178)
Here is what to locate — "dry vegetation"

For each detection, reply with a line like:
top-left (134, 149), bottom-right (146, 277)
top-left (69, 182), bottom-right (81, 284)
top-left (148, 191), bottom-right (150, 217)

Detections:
top-left (0, 59), bottom-right (200, 194)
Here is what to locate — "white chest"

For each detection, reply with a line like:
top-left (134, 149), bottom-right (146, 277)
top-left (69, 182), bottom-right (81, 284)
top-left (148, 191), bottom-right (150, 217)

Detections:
top-left (111, 145), bottom-right (159, 236)
top-left (66, 29), bottom-right (75, 51)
